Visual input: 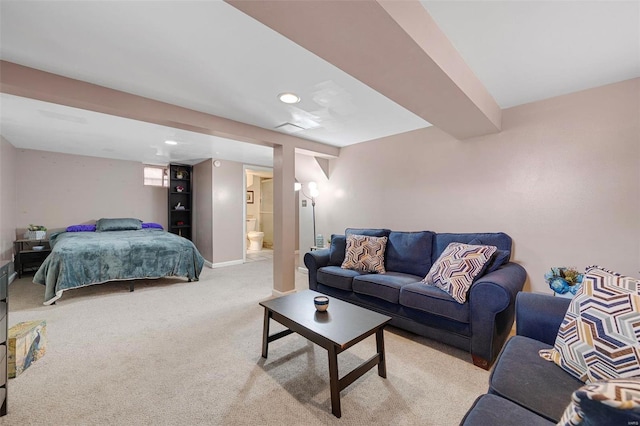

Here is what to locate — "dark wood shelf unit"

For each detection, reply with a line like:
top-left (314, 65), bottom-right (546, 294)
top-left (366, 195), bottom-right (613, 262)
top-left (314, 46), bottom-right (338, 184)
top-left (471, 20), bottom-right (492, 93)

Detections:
top-left (168, 164), bottom-right (193, 241)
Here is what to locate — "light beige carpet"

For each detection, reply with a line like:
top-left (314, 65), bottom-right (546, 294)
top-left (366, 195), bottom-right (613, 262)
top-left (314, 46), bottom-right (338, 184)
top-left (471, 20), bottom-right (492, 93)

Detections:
top-left (2, 259), bottom-right (488, 425)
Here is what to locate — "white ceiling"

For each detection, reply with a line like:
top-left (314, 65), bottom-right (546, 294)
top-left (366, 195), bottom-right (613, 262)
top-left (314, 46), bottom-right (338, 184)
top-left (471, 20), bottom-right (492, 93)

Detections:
top-left (0, 1), bottom-right (638, 167)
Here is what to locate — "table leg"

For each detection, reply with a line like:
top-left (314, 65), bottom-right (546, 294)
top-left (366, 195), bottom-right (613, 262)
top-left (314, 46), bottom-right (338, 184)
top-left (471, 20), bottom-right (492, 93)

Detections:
top-left (328, 344), bottom-right (341, 418)
top-left (261, 308), bottom-right (271, 358)
top-left (376, 328), bottom-right (386, 378)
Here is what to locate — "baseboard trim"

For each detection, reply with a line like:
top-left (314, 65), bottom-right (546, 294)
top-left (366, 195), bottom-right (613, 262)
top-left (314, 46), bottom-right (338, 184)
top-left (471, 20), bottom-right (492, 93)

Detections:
top-left (272, 288), bottom-right (297, 297)
top-left (297, 267), bottom-right (308, 274)
top-left (8, 272), bottom-right (17, 284)
top-left (209, 259), bottom-right (243, 268)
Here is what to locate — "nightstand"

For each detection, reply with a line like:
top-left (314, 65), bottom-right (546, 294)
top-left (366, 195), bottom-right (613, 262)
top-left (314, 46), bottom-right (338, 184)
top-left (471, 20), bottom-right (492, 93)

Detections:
top-left (14, 239), bottom-right (51, 278)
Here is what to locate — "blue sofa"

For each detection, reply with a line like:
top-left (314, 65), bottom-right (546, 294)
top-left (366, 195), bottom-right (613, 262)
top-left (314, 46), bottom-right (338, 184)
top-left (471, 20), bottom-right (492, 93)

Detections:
top-left (461, 292), bottom-right (640, 425)
top-left (304, 228), bottom-right (527, 369)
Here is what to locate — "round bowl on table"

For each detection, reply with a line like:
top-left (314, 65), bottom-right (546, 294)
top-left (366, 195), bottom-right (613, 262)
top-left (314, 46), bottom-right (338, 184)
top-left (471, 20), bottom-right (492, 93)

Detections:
top-left (314, 295), bottom-right (329, 312)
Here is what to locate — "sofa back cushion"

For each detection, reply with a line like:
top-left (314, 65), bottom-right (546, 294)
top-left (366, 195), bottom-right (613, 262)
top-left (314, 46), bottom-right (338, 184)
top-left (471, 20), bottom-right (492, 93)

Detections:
top-left (433, 232), bottom-right (512, 265)
top-left (386, 231), bottom-right (435, 277)
top-left (345, 228), bottom-right (391, 238)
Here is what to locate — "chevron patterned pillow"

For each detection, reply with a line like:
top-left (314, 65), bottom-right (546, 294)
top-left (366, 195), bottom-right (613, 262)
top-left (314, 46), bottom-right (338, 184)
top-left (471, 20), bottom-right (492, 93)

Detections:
top-left (341, 234), bottom-right (388, 273)
top-left (422, 242), bottom-right (497, 304)
top-left (558, 378), bottom-right (640, 426)
top-left (540, 266), bottom-right (640, 383)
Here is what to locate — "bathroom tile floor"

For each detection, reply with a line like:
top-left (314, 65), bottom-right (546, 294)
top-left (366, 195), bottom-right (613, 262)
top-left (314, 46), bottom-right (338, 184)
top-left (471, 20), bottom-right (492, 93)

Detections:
top-left (245, 248), bottom-right (273, 263)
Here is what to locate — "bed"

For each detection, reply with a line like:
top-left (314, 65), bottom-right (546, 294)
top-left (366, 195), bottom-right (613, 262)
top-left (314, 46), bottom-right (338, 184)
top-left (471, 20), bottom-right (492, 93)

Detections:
top-left (33, 218), bottom-right (205, 305)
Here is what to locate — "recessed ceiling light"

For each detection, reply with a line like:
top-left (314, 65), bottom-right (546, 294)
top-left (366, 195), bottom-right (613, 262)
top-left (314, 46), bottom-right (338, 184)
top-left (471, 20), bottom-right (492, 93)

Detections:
top-left (165, 140), bottom-right (178, 145)
top-left (278, 93), bottom-right (300, 104)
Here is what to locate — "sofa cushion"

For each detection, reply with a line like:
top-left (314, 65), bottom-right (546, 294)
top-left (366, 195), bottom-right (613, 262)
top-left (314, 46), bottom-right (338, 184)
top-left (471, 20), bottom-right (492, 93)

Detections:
top-left (341, 234), bottom-right (388, 273)
top-left (490, 336), bottom-right (583, 422)
top-left (423, 242), bottom-right (497, 304)
top-left (328, 234), bottom-right (346, 266)
top-left (317, 266), bottom-right (364, 291)
top-left (353, 272), bottom-right (421, 304)
top-left (399, 281), bottom-right (470, 323)
top-left (558, 378), bottom-right (640, 426)
top-left (433, 232), bottom-right (512, 264)
top-left (539, 265), bottom-right (640, 383)
top-left (461, 394), bottom-right (553, 426)
top-left (385, 231), bottom-right (434, 277)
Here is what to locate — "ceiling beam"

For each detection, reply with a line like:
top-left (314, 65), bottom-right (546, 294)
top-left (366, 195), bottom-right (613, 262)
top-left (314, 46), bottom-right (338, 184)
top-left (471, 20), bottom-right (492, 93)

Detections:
top-left (228, 0), bottom-right (501, 140)
top-left (0, 61), bottom-right (340, 158)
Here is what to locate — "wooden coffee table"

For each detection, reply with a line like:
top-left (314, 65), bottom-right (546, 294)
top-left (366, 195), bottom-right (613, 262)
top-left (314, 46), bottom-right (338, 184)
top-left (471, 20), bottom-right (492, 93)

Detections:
top-left (259, 290), bottom-right (391, 418)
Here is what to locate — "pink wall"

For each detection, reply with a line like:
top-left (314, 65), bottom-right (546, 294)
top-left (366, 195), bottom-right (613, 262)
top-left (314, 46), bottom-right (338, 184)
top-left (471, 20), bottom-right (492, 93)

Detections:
top-left (317, 78), bottom-right (640, 293)
top-left (15, 150), bottom-right (167, 230)
top-left (0, 137), bottom-right (17, 264)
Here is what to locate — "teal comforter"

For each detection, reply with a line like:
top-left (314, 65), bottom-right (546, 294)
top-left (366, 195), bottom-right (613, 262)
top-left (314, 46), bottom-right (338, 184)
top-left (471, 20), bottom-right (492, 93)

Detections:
top-left (33, 229), bottom-right (205, 305)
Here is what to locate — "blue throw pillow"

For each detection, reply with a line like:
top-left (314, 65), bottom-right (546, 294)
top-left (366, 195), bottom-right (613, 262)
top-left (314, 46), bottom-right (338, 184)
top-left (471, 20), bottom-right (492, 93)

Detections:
top-left (469, 238), bottom-right (510, 274)
top-left (142, 222), bottom-right (164, 230)
top-left (485, 249), bottom-right (511, 273)
top-left (328, 234), bottom-right (346, 266)
top-left (66, 224), bottom-right (96, 232)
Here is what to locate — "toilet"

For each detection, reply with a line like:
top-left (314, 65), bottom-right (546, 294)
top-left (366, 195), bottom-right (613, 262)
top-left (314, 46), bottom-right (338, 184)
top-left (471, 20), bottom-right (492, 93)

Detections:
top-left (246, 217), bottom-right (264, 251)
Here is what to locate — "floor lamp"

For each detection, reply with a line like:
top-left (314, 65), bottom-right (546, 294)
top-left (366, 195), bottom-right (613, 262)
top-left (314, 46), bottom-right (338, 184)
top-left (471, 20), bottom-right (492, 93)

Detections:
top-left (296, 181), bottom-right (320, 247)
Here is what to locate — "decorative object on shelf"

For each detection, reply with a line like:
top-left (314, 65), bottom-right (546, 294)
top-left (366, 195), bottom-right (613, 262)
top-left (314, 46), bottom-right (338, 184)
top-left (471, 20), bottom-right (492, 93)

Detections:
top-left (247, 190), bottom-right (254, 204)
top-left (25, 224), bottom-right (47, 240)
top-left (175, 202), bottom-right (185, 211)
top-left (175, 169), bottom-right (189, 179)
top-left (32, 246), bottom-right (44, 251)
top-left (545, 266), bottom-right (584, 296)
top-left (314, 295), bottom-right (329, 312)
top-left (176, 185), bottom-right (184, 193)
top-left (176, 221), bottom-right (184, 226)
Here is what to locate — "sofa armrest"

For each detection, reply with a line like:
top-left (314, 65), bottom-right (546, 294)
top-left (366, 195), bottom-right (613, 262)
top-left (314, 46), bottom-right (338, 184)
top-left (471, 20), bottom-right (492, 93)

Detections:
top-left (304, 249), bottom-right (330, 291)
top-left (469, 262), bottom-right (527, 368)
top-left (515, 292), bottom-right (570, 346)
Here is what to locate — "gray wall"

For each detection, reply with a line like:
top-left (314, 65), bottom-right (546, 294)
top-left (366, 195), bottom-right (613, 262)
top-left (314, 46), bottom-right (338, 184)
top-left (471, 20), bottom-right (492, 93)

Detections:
top-left (9, 149), bottom-right (167, 230)
top-left (0, 137), bottom-right (17, 265)
top-left (194, 159), bottom-right (213, 263)
top-left (212, 160), bottom-right (244, 264)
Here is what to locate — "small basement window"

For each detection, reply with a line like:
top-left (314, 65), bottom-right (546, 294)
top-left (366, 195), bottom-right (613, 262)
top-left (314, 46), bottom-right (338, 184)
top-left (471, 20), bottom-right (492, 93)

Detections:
top-left (143, 166), bottom-right (169, 187)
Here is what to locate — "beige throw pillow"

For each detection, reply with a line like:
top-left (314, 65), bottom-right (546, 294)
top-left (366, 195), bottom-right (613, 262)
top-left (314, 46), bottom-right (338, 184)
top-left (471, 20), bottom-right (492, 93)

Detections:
top-left (423, 242), bottom-right (497, 304)
top-left (539, 265), bottom-right (640, 383)
top-left (341, 234), bottom-right (388, 274)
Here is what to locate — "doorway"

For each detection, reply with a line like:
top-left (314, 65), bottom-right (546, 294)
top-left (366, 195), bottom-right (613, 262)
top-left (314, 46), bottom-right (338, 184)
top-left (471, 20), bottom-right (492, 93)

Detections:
top-left (245, 168), bottom-right (273, 256)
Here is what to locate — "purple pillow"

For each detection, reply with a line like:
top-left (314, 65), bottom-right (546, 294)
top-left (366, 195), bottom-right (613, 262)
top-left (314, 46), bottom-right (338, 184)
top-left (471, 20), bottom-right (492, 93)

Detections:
top-left (142, 222), bottom-right (164, 230)
top-left (66, 224), bottom-right (96, 232)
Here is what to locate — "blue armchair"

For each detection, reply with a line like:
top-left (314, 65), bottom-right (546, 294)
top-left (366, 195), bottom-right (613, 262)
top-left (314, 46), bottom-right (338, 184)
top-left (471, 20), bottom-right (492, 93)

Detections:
top-left (461, 292), bottom-right (640, 425)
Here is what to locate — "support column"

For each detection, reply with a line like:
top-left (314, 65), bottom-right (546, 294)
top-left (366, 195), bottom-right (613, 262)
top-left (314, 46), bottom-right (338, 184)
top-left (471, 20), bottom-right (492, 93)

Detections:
top-left (272, 144), bottom-right (296, 295)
